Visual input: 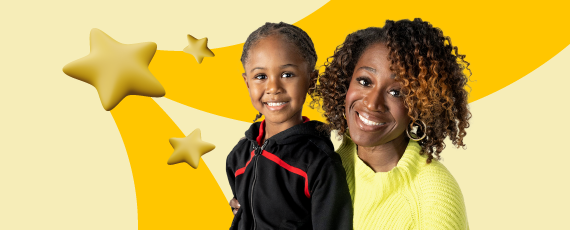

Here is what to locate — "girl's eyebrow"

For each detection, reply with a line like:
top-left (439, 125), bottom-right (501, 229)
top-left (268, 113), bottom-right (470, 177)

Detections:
top-left (250, 67), bottom-right (265, 73)
top-left (250, 64), bottom-right (298, 73)
top-left (280, 64), bottom-right (298, 68)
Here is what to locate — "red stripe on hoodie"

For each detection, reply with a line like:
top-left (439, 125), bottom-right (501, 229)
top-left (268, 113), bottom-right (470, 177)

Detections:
top-left (234, 150), bottom-right (255, 177)
top-left (261, 150), bottom-right (311, 198)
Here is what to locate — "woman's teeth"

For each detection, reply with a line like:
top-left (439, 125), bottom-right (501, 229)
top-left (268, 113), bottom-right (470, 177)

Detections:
top-left (266, 102), bottom-right (287, 106)
top-left (358, 113), bottom-right (385, 126)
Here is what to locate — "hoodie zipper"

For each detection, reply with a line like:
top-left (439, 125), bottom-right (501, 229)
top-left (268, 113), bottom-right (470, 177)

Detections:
top-left (250, 140), bottom-right (267, 230)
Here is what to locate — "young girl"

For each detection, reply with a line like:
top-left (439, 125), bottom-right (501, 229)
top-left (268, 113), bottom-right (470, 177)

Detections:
top-left (225, 22), bottom-right (353, 230)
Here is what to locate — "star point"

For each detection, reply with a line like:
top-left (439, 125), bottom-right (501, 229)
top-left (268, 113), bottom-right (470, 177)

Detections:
top-left (183, 34), bottom-right (215, 64)
top-left (167, 128), bottom-right (215, 169)
top-left (63, 28), bottom-right (165, 111)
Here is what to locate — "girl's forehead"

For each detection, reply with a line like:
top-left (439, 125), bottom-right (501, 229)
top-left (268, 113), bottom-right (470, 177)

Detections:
top-left (245, 35), bottom-right (308, 70)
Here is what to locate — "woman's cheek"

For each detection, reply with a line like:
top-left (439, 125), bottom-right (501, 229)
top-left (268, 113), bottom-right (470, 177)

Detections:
top-left (392, 101), bottom-right (411, 125)
top-left (344, 85), bottom-right (358, 113)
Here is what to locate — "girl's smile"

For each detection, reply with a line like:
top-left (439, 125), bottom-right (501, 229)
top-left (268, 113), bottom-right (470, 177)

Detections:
top-left (264, 101), bottom-right (289, 111)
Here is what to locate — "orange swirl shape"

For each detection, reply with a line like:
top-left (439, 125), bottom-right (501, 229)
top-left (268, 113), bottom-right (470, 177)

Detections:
top-left (111, 97), bottom-right (233, 229)
top-left (150, 0), bottom-right (570, 123)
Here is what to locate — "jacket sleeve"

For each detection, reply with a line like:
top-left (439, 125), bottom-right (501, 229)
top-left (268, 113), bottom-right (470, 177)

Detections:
top-left (226, 146), bottom-right (237, 200)
top-left (308, 151), bottom-right (353, 230)
top-left (226, 138), bottom-right (249, 201)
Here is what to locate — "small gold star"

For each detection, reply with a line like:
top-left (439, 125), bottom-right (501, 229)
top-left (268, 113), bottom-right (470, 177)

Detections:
top-left (183, 34), bottom-right (215, 64)
top-left (167, 129), bottom-right (215, 169)
top-left (63, 28), bottom-right (165, 111)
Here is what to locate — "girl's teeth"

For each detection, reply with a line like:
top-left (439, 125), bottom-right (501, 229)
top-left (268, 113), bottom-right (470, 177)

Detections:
top-left (267, 102), bottom-right (286, 106)
top-left (358, 113), bottom-right (384, 126)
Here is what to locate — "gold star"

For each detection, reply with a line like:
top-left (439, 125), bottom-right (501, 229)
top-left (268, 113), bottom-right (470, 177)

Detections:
top-left (183, 34), bottom-right (215, 64)
top-left (167, 129), bottom-right (215, 169)
top-left (63, 28), bottom-right (165, 111)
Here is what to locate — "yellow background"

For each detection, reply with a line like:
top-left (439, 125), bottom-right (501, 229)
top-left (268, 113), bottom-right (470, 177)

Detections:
top-left (1, 0), bottom-right (569, 229)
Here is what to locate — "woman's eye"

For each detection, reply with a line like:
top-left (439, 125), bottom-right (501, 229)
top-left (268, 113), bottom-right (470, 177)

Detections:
top-left (282, 72), bottom-right (294, 78)
top-left (389, 89), bottom-right (401, 97)
top-left (255, 74), bottom-right (267, 80)
top-left (357, 78), bottom-right (371, 86)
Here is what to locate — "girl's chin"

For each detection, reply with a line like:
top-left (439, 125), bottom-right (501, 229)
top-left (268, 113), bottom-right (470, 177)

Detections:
top-left (263, 114), bottom-right (302, 124)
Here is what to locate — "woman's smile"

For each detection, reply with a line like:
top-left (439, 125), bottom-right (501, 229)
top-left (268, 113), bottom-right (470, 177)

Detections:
top-left (354, 111), bottom-right (387, 131)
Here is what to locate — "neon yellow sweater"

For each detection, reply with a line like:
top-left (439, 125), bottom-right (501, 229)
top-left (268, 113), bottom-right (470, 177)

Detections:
top-left (337, 135), bottom-right (469, 230)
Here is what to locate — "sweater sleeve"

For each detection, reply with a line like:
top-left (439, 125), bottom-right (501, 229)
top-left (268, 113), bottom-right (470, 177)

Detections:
top-left (419, 162), bottom-right (469, 230)
top-left (308, 152), bottom-right (353, 230)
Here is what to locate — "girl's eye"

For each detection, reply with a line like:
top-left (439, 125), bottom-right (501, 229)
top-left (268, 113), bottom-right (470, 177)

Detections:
top-left (282, 72), bottom-right (294, 78)
top-left (389, 89), bottom-right (401, 97)
top-left (356, 77), bottom-right (371, 87)
top-left (255, 74), bottom-right (267, 80)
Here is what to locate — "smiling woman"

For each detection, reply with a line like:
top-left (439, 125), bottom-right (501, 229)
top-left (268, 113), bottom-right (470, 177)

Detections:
top-left (311, 18), bottom-right (471, 229)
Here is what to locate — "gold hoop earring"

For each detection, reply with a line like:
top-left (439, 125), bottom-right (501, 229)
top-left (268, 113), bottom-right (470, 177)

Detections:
top-left (406, 119), bottom-right (427, 141)
top-left (253, 112), bottom-right (263, 122)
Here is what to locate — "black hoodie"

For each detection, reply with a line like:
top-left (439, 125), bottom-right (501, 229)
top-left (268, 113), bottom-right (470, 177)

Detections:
top-left (226, 118), bottom-right (353, 230)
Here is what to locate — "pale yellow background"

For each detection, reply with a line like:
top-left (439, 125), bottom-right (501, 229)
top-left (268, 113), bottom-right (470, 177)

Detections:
top-left (1, 0), bottom-right (569, 229)
top-left (0, 1), bottom-right (327, 229)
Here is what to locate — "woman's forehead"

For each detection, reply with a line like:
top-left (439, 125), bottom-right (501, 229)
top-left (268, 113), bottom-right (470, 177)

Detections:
top-left (354, 43), bottom-right (391, 74)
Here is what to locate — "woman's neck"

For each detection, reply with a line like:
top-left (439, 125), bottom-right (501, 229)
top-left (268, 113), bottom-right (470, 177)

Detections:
top-left (356, 134), bottom-right (409, 173)
top-left (263, 114), bottom-right (304, 142)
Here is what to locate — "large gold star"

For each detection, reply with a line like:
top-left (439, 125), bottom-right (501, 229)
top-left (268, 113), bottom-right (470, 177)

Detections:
top-left (167, 128), bottom-right (215, 169)
top-left (63, 28), bottom-right (165, 111)
top-left (183, 34), bottom-right (215, 64)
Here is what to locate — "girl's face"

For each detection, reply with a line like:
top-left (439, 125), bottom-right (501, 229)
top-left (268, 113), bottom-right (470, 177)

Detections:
top-left (242, 34), bottom-right (314, 125)
top-left (344, 43), bottom-right (411, 147)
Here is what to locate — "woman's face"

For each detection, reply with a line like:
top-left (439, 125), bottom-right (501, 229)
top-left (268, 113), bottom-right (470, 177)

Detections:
top-left (344, 43), bottom-right (411, 147)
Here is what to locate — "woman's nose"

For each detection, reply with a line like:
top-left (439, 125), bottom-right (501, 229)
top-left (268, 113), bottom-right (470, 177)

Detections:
top-left (363, 89), bottom-right (387, 112)
top-left (266, 76), bottom-right (283, 94)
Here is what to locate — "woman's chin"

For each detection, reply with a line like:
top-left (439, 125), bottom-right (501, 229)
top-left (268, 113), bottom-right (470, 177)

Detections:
top-left (350, 130), bottom-right (408, 148)
top-left (350, 131), bottom-right (384, 147)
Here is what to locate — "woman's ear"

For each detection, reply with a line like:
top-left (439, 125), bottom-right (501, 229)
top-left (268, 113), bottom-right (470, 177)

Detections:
top-left (242, 73), bottom-right (249, 89)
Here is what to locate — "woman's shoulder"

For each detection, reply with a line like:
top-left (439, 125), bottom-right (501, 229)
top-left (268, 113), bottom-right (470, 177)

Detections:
top-left (417, 159), bottom-right (460, 189)
top-left (415, 158), bottom-right (469, 229)
top-left (402, 141), bottom-right (461, 191)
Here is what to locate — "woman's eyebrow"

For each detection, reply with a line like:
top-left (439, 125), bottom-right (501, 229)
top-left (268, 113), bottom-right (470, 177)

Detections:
top-left (357, 66), bottom-right (376, 73)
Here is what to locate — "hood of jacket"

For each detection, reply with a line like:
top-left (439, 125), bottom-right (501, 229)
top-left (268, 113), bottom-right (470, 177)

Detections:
top-left (244, 117), bottom-right (332, 148)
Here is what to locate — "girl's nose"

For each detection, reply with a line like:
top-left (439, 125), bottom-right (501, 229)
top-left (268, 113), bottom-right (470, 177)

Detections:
top-left (266, 76), bottom-right (283, 94)
top-left (362, 89), bottom-right (387, 112)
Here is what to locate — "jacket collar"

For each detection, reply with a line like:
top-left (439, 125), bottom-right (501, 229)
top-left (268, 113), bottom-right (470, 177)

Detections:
top-left (245, 116), bottom-right (331, 146)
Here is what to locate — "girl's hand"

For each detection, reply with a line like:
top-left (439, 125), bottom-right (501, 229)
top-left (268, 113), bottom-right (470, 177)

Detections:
top-left (229, 198), bottom-right (240, 215)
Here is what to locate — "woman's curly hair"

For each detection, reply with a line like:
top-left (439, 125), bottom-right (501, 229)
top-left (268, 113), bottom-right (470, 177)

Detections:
top-left (311, 18), bottom-right (471, 163)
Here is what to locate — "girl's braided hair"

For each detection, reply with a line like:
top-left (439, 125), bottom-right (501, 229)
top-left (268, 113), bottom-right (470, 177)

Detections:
top-left (241, 22), bottom-right (318, 78)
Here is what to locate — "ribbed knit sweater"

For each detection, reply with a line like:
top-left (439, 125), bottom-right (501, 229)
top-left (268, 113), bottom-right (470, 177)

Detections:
top-left (337, 134), bottom-right (469, 230)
